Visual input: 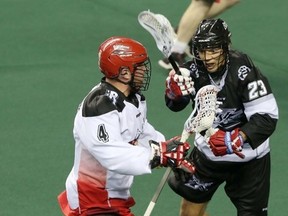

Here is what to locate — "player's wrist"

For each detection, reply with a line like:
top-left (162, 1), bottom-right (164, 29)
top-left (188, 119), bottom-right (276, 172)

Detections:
top-left (238, 131), bottom-right (246, 142)
top-left (165, 88), bottom-right (180, 100)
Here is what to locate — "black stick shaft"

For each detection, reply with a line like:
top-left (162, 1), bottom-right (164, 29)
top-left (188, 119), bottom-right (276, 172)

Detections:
top-left (168, 55), bottom-right (181, 75)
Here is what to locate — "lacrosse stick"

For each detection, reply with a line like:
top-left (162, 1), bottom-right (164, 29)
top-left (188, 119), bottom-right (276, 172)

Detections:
top-left (144, 85), bottom-right (219, 216)
top-left (138, 10), bottom-right (181, 74)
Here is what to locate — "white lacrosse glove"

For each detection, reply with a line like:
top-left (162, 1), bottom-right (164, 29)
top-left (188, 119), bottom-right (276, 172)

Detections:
top-left (165, 68), bottom-right (195, 100)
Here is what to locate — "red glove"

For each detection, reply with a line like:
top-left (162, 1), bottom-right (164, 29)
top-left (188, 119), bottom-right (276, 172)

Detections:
top-left (208, 128), bottom-right (245, 159)
top-left (150, 136), bottom-right (191, 168)
top-left (177, 159), bottom-right (195, 173)
top-left (173, 159), bottom-right (196, 182)
top-left (165, 70), bottom-right (194, 100)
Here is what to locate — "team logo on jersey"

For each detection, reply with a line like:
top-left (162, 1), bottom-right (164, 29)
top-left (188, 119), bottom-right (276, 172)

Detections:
top-left (190, 63), bottom-right (199, 78)
top-left (105, 90), bottom-right (118, 105)
top-left (238, 65), bottom-right (251, 81)
top-left (185, 175), bottom-right (213, 191)
top-left (214, 108), bottom-right (244, 130)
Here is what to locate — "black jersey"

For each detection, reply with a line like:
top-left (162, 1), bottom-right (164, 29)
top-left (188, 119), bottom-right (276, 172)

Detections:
top-left (165, 50), bottom-right (278, 162)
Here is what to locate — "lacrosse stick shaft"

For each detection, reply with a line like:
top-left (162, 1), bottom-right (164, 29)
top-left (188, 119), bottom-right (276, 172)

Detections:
top-left (143, 130), bottom-right (190, 216)
top-left (143, 167), bottom-right (172, 216)
top-left (143, 85), bottom-right (218, 216)
top-left (168, 56), bottom-right (180, 74)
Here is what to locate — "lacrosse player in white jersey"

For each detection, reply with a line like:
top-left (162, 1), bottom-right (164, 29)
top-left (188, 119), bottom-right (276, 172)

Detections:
top-left (164, 19), bottom-right (278, 216)
top-left (57, 36), bottom-right (194, 216)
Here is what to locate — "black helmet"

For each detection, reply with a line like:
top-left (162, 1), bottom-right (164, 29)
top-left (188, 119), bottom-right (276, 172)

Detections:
top-left (193, 18), bottom-right (231, 51)
top-left (192, 19), bottom-right (231, 72)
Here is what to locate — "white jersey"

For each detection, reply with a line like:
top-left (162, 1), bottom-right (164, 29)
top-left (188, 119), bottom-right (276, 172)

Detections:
top-left (65, 81), bottom-right (165, 210)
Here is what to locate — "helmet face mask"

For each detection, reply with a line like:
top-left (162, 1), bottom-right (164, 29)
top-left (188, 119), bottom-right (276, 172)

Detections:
top-left (197, 48), bottom-right (226, 73)
top-left (129, 60), bottom-right (151, 92)
top-left (98, 37), bottom-right (151, 91)
top-left (192, 19), bottom-right (231, 72)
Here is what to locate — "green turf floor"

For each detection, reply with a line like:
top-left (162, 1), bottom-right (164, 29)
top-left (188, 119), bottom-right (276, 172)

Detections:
top-left (1, 0), bottom-right (287, 215)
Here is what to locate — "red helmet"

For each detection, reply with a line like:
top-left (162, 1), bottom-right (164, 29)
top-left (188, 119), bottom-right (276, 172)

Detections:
top-left (98, 36), bottom-right (149, 79)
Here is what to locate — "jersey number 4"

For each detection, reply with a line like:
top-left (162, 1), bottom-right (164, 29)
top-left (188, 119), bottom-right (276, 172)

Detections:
top-left (97, 124), bottom-right (109, 142)
top-left (248, 80), bottom-right (267, 100)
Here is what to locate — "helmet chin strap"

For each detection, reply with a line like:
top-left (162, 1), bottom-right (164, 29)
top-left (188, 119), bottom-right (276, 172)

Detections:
top-left (206, 50), bottom-right (228, 75)
top-left (212, 60), bottom-right (226, 76)
top-left (217, 52), bottom-right (229, 74)
top-left (115, 75), bottom-right (139, 93)
top-left (115, 77), bottom-right (130, 86)
top-left (207, 54), bottom-right (229, 90)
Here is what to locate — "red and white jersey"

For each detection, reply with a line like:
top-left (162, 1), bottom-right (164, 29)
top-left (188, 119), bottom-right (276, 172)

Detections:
top-left (65, 80), bottom-right (165, 210)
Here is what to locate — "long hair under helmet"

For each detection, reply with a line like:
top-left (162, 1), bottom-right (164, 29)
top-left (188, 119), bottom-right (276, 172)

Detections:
top-left (192, 18), bottom-right (231, 72)
top-left (98, 36), bottom-right (151, 91)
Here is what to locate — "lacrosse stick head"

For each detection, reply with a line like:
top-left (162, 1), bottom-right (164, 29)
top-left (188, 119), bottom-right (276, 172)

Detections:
top-left (138, 10), bottom-right (176, 57)
top-left (184, 85), bottom-right (219, 134)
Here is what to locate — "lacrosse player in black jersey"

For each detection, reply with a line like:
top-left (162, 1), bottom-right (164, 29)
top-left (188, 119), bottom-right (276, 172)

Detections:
top-left (164, 19), bottom-right (278, 216)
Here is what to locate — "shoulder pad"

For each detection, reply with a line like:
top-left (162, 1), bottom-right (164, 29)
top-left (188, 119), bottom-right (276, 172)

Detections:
top-left (82, 84), bottom-right (125, 117)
